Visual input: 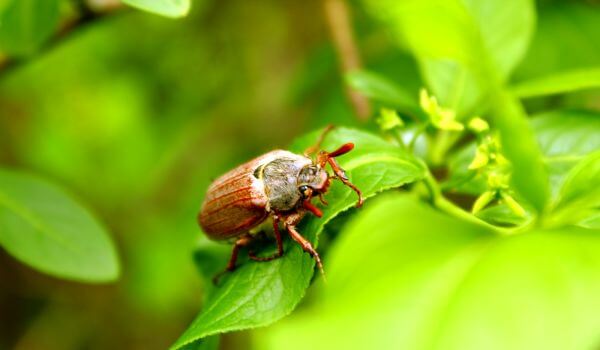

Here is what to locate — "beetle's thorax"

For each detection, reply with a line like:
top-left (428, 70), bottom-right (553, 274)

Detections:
top-left (258, 154), bottom-right (317, 212)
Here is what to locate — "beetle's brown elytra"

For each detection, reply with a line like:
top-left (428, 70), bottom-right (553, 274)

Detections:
top-left (198, 126), bottom-right (362, 283)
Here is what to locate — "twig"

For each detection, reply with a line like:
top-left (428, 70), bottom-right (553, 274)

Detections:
top-left (323, 0), bottom-right (371, 121)
top-left (0, 1), bottom-right (124, 78)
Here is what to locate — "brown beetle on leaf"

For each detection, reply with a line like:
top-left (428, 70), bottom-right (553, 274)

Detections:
top-left (198, 126), bottom-right (362, 283)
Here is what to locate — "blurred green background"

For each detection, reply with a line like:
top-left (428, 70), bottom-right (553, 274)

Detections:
top-left (0, 0), bottom-right (598, 349)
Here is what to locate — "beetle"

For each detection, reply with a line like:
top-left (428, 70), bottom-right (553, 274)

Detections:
top-left (198, 126), bottom-right (362, 282)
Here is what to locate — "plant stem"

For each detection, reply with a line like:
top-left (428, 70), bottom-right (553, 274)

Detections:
top-left (429, 131), bottom-right (450, 165)
top-left (422, 172), bottom-right (514, 235)
top-left (323, 0), bottom-right (371, 120)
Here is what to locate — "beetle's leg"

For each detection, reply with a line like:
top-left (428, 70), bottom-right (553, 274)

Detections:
top-left (249, 215), bottom-right (284, 261)
top-left (318, 192), bottom-right (328, 206)
top-left (304, 124), bottom-right (335, 157)
top-left (327, 156), bottom-right (363, 207)
top-left (303, 200), bottom-right (323, 218)
top-left (226, 234), bottom-right (253, 270)
top-left (285, 221), bottom-right (326, 280)
top-left (315, 143), bottom-right (362, 207)
top-left (212, 234), bottom-right (253, 284)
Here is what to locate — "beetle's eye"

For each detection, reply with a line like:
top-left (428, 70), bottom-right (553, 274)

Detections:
top-left (299, 185), bottom-right (310, 198)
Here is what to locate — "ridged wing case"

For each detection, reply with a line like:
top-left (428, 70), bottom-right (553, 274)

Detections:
top-left (198, 150), bottom-right (300, 239)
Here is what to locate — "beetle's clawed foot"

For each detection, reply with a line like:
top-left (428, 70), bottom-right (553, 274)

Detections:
top-left (312, 251), bottom-right (326, 281)
top-left (302, 245), bottom-right (327, 282)
top-left (318, 193), bottom-right (328, 206)
top-left (212, 268), bottom-right (232, 286)
top-left (354, 188), bottom-right (364, 208)
top-left (286, 224), bottom-right (327, 281)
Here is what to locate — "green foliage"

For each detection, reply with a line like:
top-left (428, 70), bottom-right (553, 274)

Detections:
top-left (447, 110), bottom-right (600, 198)
top-left (361, 0), bottom-right (550, 213)
top-left (0, 0), bottom-right (60, 56)
top-left (0, 0), bottom-right (598, 349)
top-left (533, 110), bottom-right (600, 159)
top-left (184, 0), bottom-right (598, 346)
top-left (258, 195), bottom-right (600, 350)
top-left (514, 2), bottom-right (600, 80)
top-left (122, 0), bottom-right (191, 18)
top-left (345, 70), bottom-right (420, 115)
top-left (361, 0), bottom-right (534, 114)
top-left (0, 169), bottom-right (120, 282)
top-left (548, 151), bottom-right (600, 228)
top-left (192, 0), bottom-right (599, 347)
top-left (512, 67), bottom-right (600, 98)
top-left (171, 127), bottom-right (426, 349)
top-left (532, 110), bottom-right (600, 195)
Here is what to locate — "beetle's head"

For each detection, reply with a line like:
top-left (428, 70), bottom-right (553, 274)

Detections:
top-left (297, 164), bottom-right (329, 197)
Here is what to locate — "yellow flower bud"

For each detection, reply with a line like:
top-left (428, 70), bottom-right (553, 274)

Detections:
top-left (500, 192), bottom-right (526, 218)
top-left (468, 146), bottom-right (489, 170)
top-left (376, 108), bottom-right (404, 131)
top-left (472, 190), bottom-right (496, 214)
top-left (468, 117), bottom-right (489, 133)
top-left (419, 88), bottom-right (464, 131)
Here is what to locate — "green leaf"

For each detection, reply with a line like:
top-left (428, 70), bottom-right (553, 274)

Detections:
top-left (0, 169), bottom-right (120, 282)
top-left (532, 110), bottom-right (600, 197)
top-left (460, 0), bottom-right (535, 77)
top-left (170, 127), bottom-right (426, 350)
top-left (511, 67), bottom-right (600, 98)
top-left (178, 336), bottom-right (220, 350)
top-left (557, 151), bottom-right (600, 207)
top-left (514, 2), bottom-right (600, 81)
top-left (0, 0), bottom-right (60, 56)
top-left (475, 204), bottom-right (528, 227)
top-left (122, 0), bottom-right (190, 18)
top-left (532, 110), bottom-right (600, 159)
top-left (579, 212), bottom-right (600, 230)
top-left (548, 151), bottom-right (600, 227)
top-left (345, 70), bottom-right (420, 115)
top-left (258, 195), bottom-right (600, 350)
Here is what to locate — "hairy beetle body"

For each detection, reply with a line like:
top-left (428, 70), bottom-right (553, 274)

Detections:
top-left (199, 150), bottom-right (316, 239)
top-left (198, 126), bottom-right (363, 283)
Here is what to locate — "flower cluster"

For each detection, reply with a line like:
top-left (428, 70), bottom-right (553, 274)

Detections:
top-left (467, 118), bottom-right (525, 217)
